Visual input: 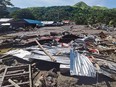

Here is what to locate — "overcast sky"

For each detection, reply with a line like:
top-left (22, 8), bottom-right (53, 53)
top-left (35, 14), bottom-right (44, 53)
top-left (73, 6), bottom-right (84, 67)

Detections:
top-left (11, 0), bottom-right (116, 8)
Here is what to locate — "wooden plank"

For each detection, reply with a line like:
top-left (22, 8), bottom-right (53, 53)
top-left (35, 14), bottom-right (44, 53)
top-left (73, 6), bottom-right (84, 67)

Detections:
top-left (92, 54), bottom-right (116, 63)
top-left (7, 65), bottom-right (29, 71)
top-left (29, 64), bottom-right (32, 87)
top-left (35, 39), bottom-right (56, 62)
top-left (8, 79), bottom-right (20, 87)
top-left (1, 65), bottom-right (32, 87)
top-left (2, 82), bottom-right (29, 87)
top-left (5, 72), bottom-right (29, 78)
top-left (0, 67), bottom-right (8, 87)
top-left (0, 67), bottom-right (5, 73)
top-left (6, 70), bottom-right (25, 75)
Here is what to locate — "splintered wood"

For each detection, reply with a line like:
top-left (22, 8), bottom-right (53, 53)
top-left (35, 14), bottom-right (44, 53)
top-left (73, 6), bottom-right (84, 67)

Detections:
top-left (0, 64), bottom-right (32, 87)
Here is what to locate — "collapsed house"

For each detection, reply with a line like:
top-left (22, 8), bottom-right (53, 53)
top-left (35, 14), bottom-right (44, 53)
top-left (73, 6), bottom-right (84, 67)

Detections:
top-left (0, 29), bottom-right (116, 87)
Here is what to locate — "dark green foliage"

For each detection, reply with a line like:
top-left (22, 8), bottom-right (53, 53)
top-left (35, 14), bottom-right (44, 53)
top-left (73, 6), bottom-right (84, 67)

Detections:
top-left (11, 9), bottom-right (35, 19)
top-left (73, 1), bottom-right (90, 9)
top-left (0, 0), bottom-right (13, 18)
top-left (10, 1), bottom-right (116, 26)
top-left (92, 6), bottom-right (108, 10)
top-left (7, 7), bottom-right (20, 13)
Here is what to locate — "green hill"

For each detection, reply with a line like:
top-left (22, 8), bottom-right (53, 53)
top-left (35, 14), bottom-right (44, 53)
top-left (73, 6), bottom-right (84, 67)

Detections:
top-left (7, 7), bottom-right (20, 13)
top-left (92, 6), bottom-right (108, 10)
top-left (73, 1), bottom-right (90, 9)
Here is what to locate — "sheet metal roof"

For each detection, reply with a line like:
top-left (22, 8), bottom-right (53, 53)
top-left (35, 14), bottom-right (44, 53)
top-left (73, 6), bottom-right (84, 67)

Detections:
top-left (24, 19), bottom-right (42, 25)
top-left (70, 49), bottom-right (96, 77)
top-left (0, 18), bottom-right (13, 22)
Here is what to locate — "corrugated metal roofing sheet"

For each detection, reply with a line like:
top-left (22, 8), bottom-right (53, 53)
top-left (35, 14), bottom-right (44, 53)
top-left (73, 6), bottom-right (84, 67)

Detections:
top-left (24, 19), bottom-right (42, 25)
top-left (70, 49), bottom-right (96, 77)
top-left (0, 18), bottom-right (13, 22)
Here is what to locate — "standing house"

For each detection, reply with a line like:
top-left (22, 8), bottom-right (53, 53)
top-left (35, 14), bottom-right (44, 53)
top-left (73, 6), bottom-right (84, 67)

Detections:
top-left (41, 21), bottom-right (55, 26)
top-left (0, 18), bottom-right (13, 25)
top-left (62, 20), bottom-right (75, 25)
top-left (23, 19), bottom-right (43, 28)
top-left (0, 18), bottom-right (43, 31)
top-left (11, 19), bottom-right (43, 29)
top-left (0, 18), bottom-right (14, 32)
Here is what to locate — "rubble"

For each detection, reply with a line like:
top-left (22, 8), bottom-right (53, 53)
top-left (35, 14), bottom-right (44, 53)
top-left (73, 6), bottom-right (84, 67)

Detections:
top-left (0, 64), bottom-right (32, 87)
top-left (0, 25), bottom-right (116, 87)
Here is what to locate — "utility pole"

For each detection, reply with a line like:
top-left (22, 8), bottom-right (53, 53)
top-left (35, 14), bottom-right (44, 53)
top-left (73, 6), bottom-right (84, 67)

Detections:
top-left (58, 12), bottom-right (60, 22)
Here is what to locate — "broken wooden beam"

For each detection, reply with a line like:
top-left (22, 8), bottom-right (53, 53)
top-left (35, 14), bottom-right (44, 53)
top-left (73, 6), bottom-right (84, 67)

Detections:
top-left (8, 79), bottom-right (20, 87)
top-left (35, 39), bottom-right (56, 62)
top-left (2, 81), bottom-right (29, 87)
top-left (29, 64), bottom-right (32, 87)
top-left (0, 67), bottom-right (5, 73)
top-left (0, 67), bottom-right (8, 87)
top-left (0, 64), bottom-right (32, 87)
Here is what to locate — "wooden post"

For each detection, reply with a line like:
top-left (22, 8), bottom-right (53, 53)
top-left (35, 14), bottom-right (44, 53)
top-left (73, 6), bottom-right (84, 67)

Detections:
top-left (35, 39), bottom-right (56, 62)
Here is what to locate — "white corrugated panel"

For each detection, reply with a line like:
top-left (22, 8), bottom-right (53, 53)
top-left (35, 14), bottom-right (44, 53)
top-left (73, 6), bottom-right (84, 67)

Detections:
top-left (1, 23), bottom-right (10, 25)
top-left (70, 49), bottom-right (96, 77)
top-left (0, 18), bottom-right (13, 22)
top-left (5, 49), bottom-right (70, 64)
top-left (5, 49), bottom-right (31, 61)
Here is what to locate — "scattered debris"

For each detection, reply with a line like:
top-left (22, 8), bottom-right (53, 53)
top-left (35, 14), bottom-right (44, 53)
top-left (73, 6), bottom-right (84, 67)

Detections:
top-left (0, 25), bottom-right (116, 87)
top-left (0, 64), bottom-right (32, 87)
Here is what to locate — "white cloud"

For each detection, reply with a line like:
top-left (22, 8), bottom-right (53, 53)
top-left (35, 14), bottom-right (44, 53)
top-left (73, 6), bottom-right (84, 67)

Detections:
top-left (11, 0), bottom-right (106, 8)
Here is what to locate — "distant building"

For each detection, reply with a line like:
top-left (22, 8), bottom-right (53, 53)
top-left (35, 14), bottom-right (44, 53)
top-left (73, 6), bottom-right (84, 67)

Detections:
top-left (41, 21), bottom-right (55, 26)
top-left (11, 19), bottom-right (43, 29)
top-left (62, 20), bottom-right (70, 25)
top-left (0, 18), bottom-right (14, 32)
top-left (62, 20), bottom-right (75, 25)
top-left (0, 18), bottom-right (13, 26)
top-left (0, 18), bottom-right (13, 23)
top-left (0, 18), bottom-right (43, 31)
top-left (41, 21), bottom-right (63, 26)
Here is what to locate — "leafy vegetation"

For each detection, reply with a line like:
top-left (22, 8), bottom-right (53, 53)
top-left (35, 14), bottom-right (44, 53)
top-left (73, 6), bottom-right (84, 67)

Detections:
top-left (7, 7), bottom-right (20, 13)
top-left (1, 1), bottom-right (116, 27)
top-left (11, 9), bottom-right (35, 19)
top-left (0, 0), bottom-right (13, 18)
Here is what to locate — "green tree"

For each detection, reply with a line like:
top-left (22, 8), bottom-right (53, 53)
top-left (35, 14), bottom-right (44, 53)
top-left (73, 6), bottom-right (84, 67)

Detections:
top-left (11, 9), bottom-right (35, 19)
top-left (0, 0), bottom-right (13, 18)
top-left (10, 1), bottom-right (116, 26)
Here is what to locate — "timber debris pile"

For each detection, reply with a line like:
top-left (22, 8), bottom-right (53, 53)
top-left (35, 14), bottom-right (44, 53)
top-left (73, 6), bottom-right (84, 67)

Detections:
top-left (0, 25), bottom-right (116, 87)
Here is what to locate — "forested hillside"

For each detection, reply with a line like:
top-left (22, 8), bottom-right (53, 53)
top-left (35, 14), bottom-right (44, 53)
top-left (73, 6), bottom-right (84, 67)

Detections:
top-left (8, 1), bottom-right (116, 26)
